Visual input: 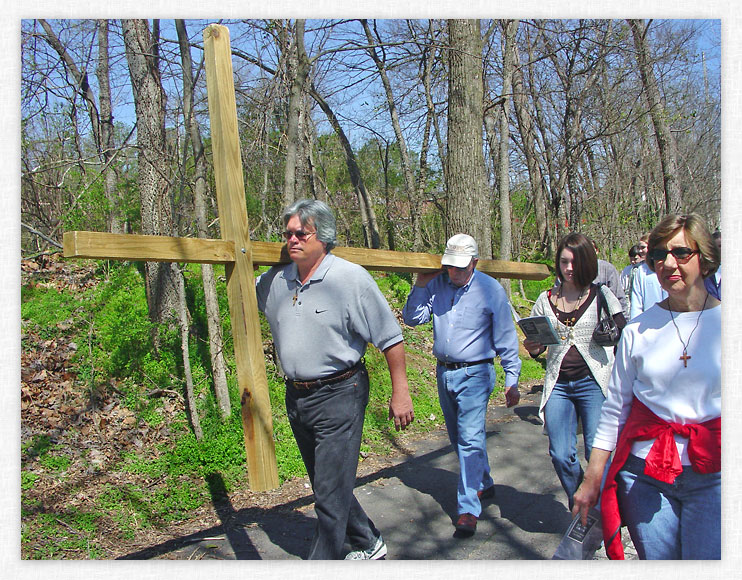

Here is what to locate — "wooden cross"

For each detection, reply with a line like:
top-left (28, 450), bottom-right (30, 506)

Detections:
top-left (679, 351), bottom-right (691, 367)
top-left (63, 24), bottom-right (549, 491)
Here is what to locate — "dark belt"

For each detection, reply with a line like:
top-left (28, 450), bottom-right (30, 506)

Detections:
top-left (286, 359), bottom-right (364, 390)
top-left (437, 358), bottom-right (493, 370)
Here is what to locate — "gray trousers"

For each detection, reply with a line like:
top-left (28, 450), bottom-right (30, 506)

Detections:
top-left (285, 365), bottom-right (379, 559)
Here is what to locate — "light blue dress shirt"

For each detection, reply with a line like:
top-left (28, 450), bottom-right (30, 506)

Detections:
top-left (629, 262), bottom-right (668, 320)
top-left (402, 270), bottom-right (521, 388)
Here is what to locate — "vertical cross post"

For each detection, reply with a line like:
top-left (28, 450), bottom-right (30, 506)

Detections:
top-left (203, 24), bottom-right (278, 490)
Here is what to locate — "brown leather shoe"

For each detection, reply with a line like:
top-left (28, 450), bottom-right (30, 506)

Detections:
top-left (477, 486), bottom-right (495, 500)
top-left (455, 513), bottom-right (477, 534)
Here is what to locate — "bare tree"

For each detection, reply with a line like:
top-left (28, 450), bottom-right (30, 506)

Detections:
top-left (446, 19), bottom-right (491, 256)
top-left (483, 19), bottom-right (519, 293)
top-left (95, 20), bottom-right (124, 234)
top-left (176, 19), bottom-right (231, 420)
top-left (628, 19), bottom-right (682, 214)
top-left (511, 38), bottom-right (548, 253)
top-left (122, 18), bottom-right (202, 439)
top-left (360, 20), bottom-right (419, 247)
top-left (36, 19), bottom-right (125, 235)
top-left (283, 19), bottom-right (311, 206)
top-left (309, 84), bottom-right (381, 248)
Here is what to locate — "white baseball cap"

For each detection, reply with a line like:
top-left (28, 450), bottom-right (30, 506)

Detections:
top-left (441, 233), bottom-right (478, 268)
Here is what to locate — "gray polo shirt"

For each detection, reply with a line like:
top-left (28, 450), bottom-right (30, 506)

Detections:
top-left (256, 252), bottom-right (403, 380)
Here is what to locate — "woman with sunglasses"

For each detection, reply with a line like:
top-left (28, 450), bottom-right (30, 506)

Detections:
top-left (572, 214), bottom-right (721, 559)
top-left (523, 233), bottom-right (625, 511)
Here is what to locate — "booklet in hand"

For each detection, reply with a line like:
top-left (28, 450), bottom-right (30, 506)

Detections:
top-left (517, 315), bottom-right (560, 346)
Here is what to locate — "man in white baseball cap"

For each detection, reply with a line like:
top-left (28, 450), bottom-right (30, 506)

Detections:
top-left (403, 233), bottom-right (521, 537)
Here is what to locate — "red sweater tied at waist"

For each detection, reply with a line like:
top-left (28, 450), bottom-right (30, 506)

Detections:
top-left (600, 397), bottom-right (720, 559)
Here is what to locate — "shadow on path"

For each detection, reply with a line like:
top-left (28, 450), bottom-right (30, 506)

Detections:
top-left (119, 390), bottom-right (570, 560)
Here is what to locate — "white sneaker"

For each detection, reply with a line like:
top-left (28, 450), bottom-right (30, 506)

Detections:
top-left (344, 535), bottom-right (387, 560)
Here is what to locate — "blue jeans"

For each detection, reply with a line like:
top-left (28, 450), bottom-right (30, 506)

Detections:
top-left (543, 375), bottom-right (605, 508)
top-left (437, 361), bottom-right (496, 517)
top-left (285, 365), bottom-right (379, 559)
top-left (616, 454), bottom-right (721, 559)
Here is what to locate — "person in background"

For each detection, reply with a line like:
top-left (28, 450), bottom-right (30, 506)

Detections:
top-left (591, 240), bottom-right (629, 316)
top-left (572, 214), bottom-right (721, 560)
top-left (629, 232), bottom-right (667, 320)
top-left (523, 233), bottom-right (625, 510)
top-left (402, 234), bottom-right (521, 537)
top-left (637, 234), bottom-right (649, 263)
top-left (704, 230), bottom-right (721, 299)
top-left (256, 199), bottom-right (414, 560)
top-left (620, 244), bottom-right (644, 313)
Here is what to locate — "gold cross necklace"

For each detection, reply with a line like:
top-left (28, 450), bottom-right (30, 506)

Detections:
top-left (556, 285), bottom-right (586, 340)
top-left (559, 285), bottom-right (587, 327)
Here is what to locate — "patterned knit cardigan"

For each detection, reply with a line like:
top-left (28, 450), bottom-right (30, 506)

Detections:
top-left (530, 285), bottom-right (623, 428)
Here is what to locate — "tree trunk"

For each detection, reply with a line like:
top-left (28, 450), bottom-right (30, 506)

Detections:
top-left (176, 268), bottom-right (203, 440)
top-left (122, 19), bottom-right (178, 323)
top-left (122, 18), bottom-right (202, 438)
top-left (95, 20), bottom-right (124, 234)
top-left (361, 19), bottom-right (419, 250)
top-left (176, 19), bottom-right (231, 420)
top-left (628, 19), bottom-right (682, 214)
top-left (283, 19), bottom-right (311, 207)
top-left (496, 19), bottom-right (518, 295)
top-left (413, 28), bottom-right (438, 252)
top-left (446, 19), bottom-right (491, 257)
top-left (512, 42), bottom-right (548, 253)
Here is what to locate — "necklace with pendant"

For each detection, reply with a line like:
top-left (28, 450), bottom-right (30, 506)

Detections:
top-left (667, 292), bottom-right (709, 368)
top-left (557, 286), bottom-right (586, 340)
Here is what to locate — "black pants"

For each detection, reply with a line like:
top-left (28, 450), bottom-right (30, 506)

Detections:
top-left (285, 365), bottom-right (379, 559)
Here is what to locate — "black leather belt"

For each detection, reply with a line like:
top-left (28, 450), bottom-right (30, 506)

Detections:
top-left (286, 359), bottom-right (364, 390)
top-left (437, 358), bottom-right (493, 370)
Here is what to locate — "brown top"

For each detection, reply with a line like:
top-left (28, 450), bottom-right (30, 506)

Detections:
top-left (551, 286), bottom-right (595, 380)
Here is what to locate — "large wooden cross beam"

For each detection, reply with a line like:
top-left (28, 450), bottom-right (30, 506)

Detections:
top-left (63, 24), bottom-right (549, 491)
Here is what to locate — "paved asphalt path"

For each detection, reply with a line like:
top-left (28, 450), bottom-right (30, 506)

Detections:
top-left (121, 385), bottom-right (636, 560)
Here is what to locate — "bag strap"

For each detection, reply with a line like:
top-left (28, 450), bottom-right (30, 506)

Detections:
top-left (596, 284), bottom-right (609, 318)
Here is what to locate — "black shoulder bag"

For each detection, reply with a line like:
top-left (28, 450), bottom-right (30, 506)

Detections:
top-left (592, 285), bottom-right (621, 347)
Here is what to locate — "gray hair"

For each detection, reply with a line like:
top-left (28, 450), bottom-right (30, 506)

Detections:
top-left (282, 199), bottom-right (337, 251)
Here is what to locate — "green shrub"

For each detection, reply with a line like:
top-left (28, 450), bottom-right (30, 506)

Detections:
top-left (91, 266), bottom-right (157, 379)
top-left (39, 454), bottom-right (71, 473)
top-left (22, 509), bottom-right (103, 559)
top-left (21, 285), bottom-right (83, 339)
top-left (375, 272), bottom-right (412, 309)
top-left (21, 471), bottom-right (39, 491)
top-left (22, 434), bottom-right (54, 458)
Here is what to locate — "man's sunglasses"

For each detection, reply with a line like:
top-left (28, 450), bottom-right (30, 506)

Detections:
top-left (282, 229), bottom-right (316, 241)
top-left (647, 247), bottom-right (698, 263)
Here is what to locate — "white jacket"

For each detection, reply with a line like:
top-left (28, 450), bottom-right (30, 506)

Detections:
top-left (530, 284), bottom-right (623, 426)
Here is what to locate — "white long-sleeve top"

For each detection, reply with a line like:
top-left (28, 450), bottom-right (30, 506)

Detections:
top-left (592, 303), bottom-right (721, 465)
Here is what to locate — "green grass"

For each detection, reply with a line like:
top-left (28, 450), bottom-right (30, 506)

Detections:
top-left (21, 509), bottom-right (104, 559)
top-left (21, 285), bottom-right (84, 339)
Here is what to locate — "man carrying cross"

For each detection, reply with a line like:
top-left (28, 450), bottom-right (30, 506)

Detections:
top-left (255, 199), bottom-right (414, 560)
top-left (402, 234), bottom-right (521, 537)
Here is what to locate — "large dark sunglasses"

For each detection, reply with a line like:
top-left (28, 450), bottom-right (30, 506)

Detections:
top-left (647, 247), bottom-right (698, 263)
top-left (282, 229), bottom-right (316, 241)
